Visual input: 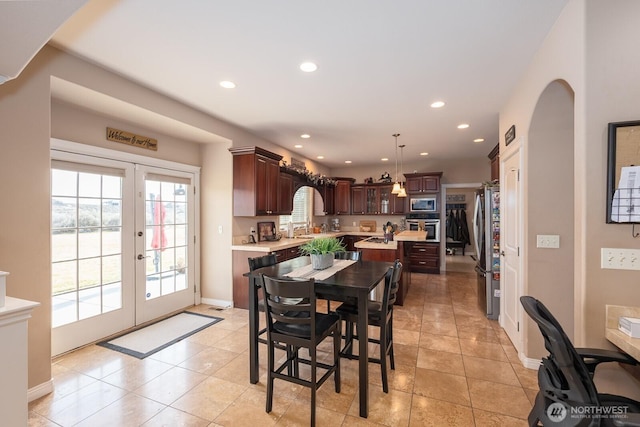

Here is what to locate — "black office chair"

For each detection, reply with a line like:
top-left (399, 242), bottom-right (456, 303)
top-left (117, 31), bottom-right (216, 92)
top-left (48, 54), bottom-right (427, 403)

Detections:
top-left (262, 275), bottom-right (341, 427)
top-left (520, 296), bottom-right (640, 426)
top-left (248, 253), bottom-right (279, 346)
top-left (336, 259), bottom-right (402, 393)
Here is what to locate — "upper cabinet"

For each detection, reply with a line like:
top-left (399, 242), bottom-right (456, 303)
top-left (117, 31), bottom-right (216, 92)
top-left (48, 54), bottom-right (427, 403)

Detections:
top-left (488, 144), bottom-right (499, 182)
top-left (230, 146), bottom-right (286, 216)
top-left (350, 183), bottom-right (406, 215)
top-left (334, 178), bottom-right (354, 215)
top-left (404, 172), bottom-right (442, 194)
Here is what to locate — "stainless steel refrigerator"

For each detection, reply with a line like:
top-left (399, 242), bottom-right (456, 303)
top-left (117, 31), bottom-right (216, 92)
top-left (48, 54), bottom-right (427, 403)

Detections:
top-left (473, 184), bottom-right (500, 320)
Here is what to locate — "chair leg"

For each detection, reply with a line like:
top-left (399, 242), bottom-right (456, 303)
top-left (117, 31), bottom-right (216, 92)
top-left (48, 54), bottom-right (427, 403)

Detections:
top-left (266, 340), bottom-right (274, 413)
top-left (380, 324), bottom-right (389, 393)
top-left (389, 316), bottom-right (395, 370)
top-left (310, 346), bottom-right (317, 427)
top-left (343, 320), bottom-right (355, 356)
top-left (334, 324), bottom-right (341, 393)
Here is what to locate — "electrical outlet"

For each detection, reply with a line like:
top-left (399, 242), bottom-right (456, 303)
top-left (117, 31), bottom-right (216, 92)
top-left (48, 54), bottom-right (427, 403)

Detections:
top-left (536, 234), bottom-right (560, 248)
top-left (250, 226), bottom-right (256, 234)
top-left (601, 248), bottom-right (640, 270)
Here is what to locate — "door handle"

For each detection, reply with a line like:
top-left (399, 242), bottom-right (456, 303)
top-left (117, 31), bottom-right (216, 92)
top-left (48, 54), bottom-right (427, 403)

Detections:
top-left (500, 250), bottom-right (505, 256)
top-left (137, 254), bottom-right (148, 260)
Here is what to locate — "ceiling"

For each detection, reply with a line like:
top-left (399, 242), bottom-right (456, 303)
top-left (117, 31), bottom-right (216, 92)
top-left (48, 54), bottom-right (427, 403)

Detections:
top-left (44, 1), bottom-right (569, 167)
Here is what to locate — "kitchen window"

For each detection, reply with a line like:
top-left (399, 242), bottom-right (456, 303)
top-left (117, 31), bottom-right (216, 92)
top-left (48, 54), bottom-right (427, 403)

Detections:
top-left (279, 186), bottom-right (313, 229)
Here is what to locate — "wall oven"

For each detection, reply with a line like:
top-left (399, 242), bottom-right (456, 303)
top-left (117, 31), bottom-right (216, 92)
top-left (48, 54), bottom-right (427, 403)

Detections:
top-left (405, 213), bottom-right (440, 242)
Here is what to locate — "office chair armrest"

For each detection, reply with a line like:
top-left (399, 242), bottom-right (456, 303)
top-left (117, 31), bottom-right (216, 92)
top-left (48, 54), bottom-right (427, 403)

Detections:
top-left (577, 347), bottom-right (637, 375)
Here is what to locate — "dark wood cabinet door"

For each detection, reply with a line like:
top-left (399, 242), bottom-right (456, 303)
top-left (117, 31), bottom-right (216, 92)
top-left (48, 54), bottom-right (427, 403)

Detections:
top-left (390, 192), bottom-right (406, 214)
top-left (323, 185), bottom-right (335, 215)
top-left (277, 172), bottom-right (293, 214)
top-left (423, 176), bottom-right (439, 192)
top-left (351, 186), bottom-right (366, 214)
top-left (405, 176), bottom-right (423, 193)
top-left (334, 180), bottom-right (352, 214)
top-left (255, 156), bottom-right (269, 214)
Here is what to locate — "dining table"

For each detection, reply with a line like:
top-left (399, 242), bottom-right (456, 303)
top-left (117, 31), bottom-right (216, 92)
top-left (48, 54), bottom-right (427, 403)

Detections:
top-left (245, 255), bottom-right (392, 418)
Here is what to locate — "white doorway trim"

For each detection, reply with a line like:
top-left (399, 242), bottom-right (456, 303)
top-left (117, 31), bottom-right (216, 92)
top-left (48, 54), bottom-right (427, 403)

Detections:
top-left (441, 183), bottom-right (482, 272)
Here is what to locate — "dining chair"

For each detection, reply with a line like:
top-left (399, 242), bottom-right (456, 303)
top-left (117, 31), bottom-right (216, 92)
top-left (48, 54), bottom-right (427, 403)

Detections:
top-left (336, 259), bottom-right (402, 393)
top-left (247, 253), bottom-right (279, 346)
top-left (325, 250), bottom-right (362, 312)
top-left (261, 275), bottom-right (341, 427)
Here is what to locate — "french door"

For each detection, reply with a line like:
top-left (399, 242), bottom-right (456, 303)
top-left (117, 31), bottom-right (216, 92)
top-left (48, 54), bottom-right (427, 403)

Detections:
top-left (51, 147), bottom-right (198, 356)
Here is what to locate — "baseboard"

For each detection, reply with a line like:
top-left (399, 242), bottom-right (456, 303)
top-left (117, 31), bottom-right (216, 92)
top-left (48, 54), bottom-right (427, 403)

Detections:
top-left (521, 354), bottom-right (541, 370)
top-left (28, 379), bottom-right (53, 402)
top-left (200, 297), bottom-right (233, 309)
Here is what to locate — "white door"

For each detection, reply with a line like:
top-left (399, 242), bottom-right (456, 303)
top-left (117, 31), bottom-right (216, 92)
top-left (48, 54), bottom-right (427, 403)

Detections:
top-left (501, 147), bottom-right (523, 353)
top-left (135, 166), bottom-right (196, 324)
top-left (51, 154), bottom-right (136, 355)
top-left (51, 151), bottom-right (197, 355)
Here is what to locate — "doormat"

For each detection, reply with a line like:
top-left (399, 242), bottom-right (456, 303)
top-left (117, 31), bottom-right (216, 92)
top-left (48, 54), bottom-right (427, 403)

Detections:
top-left (98, 312), bottom-right (223, 359)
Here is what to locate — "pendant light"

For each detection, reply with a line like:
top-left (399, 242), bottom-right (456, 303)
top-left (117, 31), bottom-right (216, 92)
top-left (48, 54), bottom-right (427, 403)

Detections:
top-left (391, 133), bottom-right (401, 194)
top-left (398, 144), bottom-right (407, 198)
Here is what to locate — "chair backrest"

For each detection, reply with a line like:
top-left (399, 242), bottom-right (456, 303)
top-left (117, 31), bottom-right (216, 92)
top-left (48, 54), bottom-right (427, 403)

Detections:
top-left (248, 253), bottom-right (278, 271)
top-left (335, 250), bottom-right (362, 261)
top-left (261, 275), bottom-right (317, 342)
top-left (520, 296), bottom-right (600, 411)
top-left (382, 260), bottom-right (402, 313)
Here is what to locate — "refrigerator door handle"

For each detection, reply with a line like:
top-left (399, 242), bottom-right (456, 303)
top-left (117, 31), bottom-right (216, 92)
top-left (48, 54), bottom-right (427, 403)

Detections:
top-left (473, 193), bottom-right (482, 259)
top-left (474, 265), bottom-right (486, 276)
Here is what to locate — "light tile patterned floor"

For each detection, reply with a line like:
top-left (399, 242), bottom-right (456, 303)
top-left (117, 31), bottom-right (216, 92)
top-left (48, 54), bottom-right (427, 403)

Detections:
top-left (29, 269), bottom-right (537, 426)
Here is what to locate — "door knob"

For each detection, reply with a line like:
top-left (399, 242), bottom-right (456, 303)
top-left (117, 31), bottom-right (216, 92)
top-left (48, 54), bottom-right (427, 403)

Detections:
top-left (500, 250), bottom-right (505, 256)
top-left (137, 254), bottom-right (148, 260)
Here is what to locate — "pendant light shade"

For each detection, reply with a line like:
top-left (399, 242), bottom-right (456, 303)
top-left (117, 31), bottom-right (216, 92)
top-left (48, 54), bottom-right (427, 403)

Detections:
top-left (391, 133), bottom-right (401, 194)
top-left (398, 144), bottom-right (407, 198)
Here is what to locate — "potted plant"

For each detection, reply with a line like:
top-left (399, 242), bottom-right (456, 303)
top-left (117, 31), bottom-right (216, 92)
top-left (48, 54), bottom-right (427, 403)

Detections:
top-left (299, 236), bottom-right (346, 270)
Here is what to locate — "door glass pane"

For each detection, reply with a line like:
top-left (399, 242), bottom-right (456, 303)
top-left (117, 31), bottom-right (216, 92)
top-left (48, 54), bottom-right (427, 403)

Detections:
top-left (144, 179), bottom-right (189, 300)
top-left (51, 168), bottom-right (124, 328)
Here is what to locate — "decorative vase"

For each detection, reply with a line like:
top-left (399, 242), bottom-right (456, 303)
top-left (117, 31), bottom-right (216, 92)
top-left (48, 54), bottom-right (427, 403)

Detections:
top-left (310, 253), bottom-right (334, 270)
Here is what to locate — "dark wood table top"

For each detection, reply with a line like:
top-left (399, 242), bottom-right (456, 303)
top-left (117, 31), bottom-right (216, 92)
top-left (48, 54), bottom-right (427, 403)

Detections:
top-left (246, 256), bottom-right (392, 296)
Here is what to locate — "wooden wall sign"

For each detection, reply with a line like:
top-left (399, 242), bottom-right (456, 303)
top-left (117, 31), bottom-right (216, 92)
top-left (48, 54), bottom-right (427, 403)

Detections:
top-left (505, 125), bottom-right (516, 146)
top-left (106, 127), bottom-right (158, 151)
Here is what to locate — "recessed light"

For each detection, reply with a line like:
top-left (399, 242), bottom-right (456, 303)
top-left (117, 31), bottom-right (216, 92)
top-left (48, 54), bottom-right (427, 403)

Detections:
top-left (345, 160), bottom-right (352, 164)
top-left (473, 138), bottom-right (485, 143)
top-left (420, 152), bottom-right (429, 156)
top-left (300, 62), bottom-right (318, 72)
top-left (317, 155), bottom-right (324, 159)
top-left (381, 158), bottom-right (389, 162)
top-left (457, 123), bottom-right (470, 129)
top-left (294, 144), bottom-right (303, 148)
top-left (300, 134), bottom-right (311, 139)
top-left (430, 101), bottom-right (445, 108)
top-left (219, 80), bottom-right (236, 89)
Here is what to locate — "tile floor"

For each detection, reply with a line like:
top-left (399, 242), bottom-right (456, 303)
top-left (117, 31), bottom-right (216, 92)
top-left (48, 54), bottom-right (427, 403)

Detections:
top-left (28, 265), bottom-right (537, 426)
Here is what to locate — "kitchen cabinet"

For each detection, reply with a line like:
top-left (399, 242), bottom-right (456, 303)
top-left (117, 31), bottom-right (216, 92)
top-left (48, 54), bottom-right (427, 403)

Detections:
top-left (404, 241), bottom-right (440, 274)
top-left (390, 190), bottom-right (406, 214)
top-left (351, 185), bottom-right (366, 214)
top-left (230, 146), bottom-right (284, 216)
top-left (278, 171), bottom-right (294, 214)
top-left (274, 246), bottom-right (300, 262)
top-left (334, 178), bottom-right (354, 214)
top-left (488, 144), bottom-right (499, 182)
top-left (321, 184), bottom-right (335, 215)
top-left (404, 172), bottom-right (442, 194)
top-left (351, 183), bottom-right (405, 215)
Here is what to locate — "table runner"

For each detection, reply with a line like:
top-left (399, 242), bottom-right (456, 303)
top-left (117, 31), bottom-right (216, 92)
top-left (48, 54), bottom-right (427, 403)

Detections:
top-left (284, 259), bottom-right (356, 281)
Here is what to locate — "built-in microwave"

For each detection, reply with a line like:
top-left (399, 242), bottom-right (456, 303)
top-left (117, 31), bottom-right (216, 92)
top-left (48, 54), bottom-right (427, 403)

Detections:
top-left (409, 197), bottom-right (437, 212)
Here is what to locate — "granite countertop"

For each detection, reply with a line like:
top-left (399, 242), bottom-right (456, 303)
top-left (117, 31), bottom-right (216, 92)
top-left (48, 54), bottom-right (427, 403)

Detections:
top-left (231, 229), bottom-right (430, 252)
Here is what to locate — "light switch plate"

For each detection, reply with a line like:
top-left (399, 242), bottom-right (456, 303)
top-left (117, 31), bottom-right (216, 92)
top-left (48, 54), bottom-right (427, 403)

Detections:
top-left (536, 234), bottom-right (560, 248)
top-left (601, 248), bottom-right (640, 270)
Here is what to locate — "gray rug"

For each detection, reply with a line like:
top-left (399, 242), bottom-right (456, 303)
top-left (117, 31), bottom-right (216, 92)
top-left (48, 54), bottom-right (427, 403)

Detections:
top-left (98, 311), bottom-right (222, 359)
